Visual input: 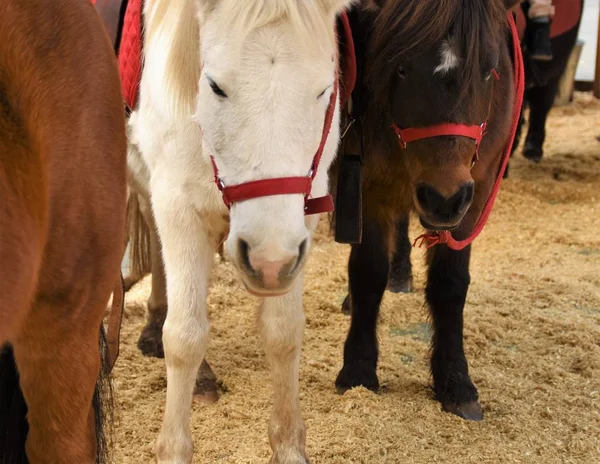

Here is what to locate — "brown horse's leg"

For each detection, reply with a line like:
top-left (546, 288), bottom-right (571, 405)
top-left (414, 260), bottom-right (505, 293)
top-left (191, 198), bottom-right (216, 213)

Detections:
top-left (13, 305), bottom-right (102, 464)
top-left (137, 203), bottom-right (168, 358)
top-left (123, 192), bottom-right (150, 292)
top-left (136, 196), bottom-right (219, 402)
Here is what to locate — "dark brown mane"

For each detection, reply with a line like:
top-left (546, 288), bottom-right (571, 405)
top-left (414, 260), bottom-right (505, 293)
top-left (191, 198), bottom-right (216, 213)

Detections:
top-left (369, 0), bottom-right (507, 97)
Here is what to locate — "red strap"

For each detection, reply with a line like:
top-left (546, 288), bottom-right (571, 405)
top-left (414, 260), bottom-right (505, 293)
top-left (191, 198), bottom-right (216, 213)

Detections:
top-left (309, 79), bottom-right (338, 182)
top-left (222, 177), bottom-right (311, 205)
top-left (305, 194), bottom-right (334, 215)
top-left (396, 123), bottom-right (484, 148)
top-left (338, 12), bottom-right (356, 109)
top-left (414, 12), bottom-right (525, 250)
top-left (209, 79), bottom-right (339, 216)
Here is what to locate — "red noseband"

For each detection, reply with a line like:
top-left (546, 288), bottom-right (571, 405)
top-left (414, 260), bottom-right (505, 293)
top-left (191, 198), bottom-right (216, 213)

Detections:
top-left (396, 122), bottom-right (487, 164)
top-left (210, 81), bottom-right (337, 216)
top-left (394, 69), bottom-right (499, 166)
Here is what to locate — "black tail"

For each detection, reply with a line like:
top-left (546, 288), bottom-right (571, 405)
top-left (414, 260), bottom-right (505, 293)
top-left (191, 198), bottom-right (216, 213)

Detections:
top-left (0, 327), bottom-right (113, 464)
top-left (0, 344), bottom-right (29, 464)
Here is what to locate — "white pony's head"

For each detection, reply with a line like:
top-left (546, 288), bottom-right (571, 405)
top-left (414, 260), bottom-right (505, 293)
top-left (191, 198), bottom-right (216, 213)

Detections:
top-left (194, 0), bottom-right (352, 295)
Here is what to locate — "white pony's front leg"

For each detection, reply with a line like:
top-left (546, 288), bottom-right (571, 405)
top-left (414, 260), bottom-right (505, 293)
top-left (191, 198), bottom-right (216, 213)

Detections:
top-left (259, 274), bottom-right (308, 464)
top-left (151, 178), bottom-right (216, 464)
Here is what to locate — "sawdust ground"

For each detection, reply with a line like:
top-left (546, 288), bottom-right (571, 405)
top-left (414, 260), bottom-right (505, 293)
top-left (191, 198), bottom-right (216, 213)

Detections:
top-left (112, 93), bottom-right (600, 463)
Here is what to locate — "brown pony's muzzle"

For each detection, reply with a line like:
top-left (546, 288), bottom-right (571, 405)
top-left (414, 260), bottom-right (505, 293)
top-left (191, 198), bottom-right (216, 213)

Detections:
top-left (415, 180), bottom-right (474, 230)
top-left (406, 137), bottom-right (478, 230)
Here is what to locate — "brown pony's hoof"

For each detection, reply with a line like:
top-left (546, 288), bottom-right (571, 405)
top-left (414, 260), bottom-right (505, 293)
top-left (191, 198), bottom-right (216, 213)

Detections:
top-left (341, 294), bottom-right (352, 315)
top-left (335, 361), bottom-right (379, 394)
top-left (193, 360), bottom-right (219, 404)
top-left (137, 318), bottom-right (165, 358)
top-left (523, 142), bottom-right (543, 163)
top-left (387, 276), bottom-right (412, 294)
top-left (442, 400), bottom-right (484, 421)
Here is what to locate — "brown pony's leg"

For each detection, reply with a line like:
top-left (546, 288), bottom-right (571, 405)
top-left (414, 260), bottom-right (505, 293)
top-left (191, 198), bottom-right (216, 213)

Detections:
top-left (387, 213), bottom-right (413, 293)
top-left (136, 195), bottom-right (219, 402)
top-left (425, 243), bottom-right (482, 421)
top-left (336, 213), bottom-right (394, 393)
top-left (12, 302), bottom-right (103, 464)
top-left (523, 76), bottom-right (560, 162)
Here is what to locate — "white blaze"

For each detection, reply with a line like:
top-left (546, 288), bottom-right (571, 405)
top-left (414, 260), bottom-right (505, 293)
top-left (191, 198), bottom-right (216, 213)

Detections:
top-left (434, 40), bottom-right (460, 75)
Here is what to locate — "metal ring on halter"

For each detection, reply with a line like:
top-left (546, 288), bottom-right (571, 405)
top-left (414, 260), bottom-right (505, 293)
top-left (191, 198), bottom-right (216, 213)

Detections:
top-left (341, 117), bottom-right (355, 139)
top-left (397, 134), bottom-right (407, 149)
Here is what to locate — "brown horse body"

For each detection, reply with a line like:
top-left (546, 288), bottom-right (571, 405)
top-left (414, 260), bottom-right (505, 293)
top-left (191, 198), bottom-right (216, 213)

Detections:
top-left (335, 0), bottom-right (521, 420)
top-left (0, 0), bottom-right (126, 461)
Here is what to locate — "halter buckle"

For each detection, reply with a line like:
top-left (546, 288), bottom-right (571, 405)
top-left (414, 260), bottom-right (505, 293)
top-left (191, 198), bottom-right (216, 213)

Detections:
top-left (397, 133), bottom-right (407, 149)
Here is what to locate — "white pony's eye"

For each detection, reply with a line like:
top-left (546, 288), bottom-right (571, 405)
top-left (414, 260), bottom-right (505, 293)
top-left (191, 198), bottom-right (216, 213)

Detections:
top-left (317, 85), bottom-right (332, 100)
top-left (207, 76), bottom-right (227, 98)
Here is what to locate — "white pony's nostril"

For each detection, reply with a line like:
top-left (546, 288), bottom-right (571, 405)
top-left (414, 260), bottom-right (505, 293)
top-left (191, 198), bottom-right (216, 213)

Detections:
top-left (238, 239), bottom-right (252, 271)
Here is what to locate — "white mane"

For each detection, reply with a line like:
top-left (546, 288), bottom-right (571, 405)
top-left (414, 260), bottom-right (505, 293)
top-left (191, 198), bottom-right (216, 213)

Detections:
top-left (217, 0), bottom-right (336, 45)
top-left (142, 0), bottom-right (337, 119)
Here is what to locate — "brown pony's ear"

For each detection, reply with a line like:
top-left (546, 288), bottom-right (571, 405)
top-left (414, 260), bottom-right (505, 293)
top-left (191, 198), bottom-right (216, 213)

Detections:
top-left (504, 0), bottom-right (523, 10)
top-left (362, 0), bottom-right (384, 10)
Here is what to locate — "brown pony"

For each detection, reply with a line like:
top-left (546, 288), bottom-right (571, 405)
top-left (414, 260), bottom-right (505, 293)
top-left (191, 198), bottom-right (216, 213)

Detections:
top-left (335, 0), bottom-right (522, 420)
top-left (0, 0), bottom-right (127, 462)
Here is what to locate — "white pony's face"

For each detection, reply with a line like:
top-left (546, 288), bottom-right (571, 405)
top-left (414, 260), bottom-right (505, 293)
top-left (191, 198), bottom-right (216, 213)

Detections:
top-left (195, 0), bottom-right (351, 296)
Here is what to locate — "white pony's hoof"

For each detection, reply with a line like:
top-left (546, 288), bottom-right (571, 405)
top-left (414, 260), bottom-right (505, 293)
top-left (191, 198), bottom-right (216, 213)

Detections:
top-left (269, 453), bottom-right (310, 464)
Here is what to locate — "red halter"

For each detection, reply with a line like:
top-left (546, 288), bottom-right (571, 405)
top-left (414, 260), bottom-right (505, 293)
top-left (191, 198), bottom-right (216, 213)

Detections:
top-left (394, 68), bottom-right (500, 168)
top-left (208, 11), bottom-right (355, 216)
top-left (405, 12), bottom-right (525, 250)
top-left (209, 80), bottom-right (337, 216)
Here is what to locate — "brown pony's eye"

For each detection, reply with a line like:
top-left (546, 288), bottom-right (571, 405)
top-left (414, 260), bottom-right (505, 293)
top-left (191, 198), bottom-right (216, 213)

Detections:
top-left (397, 67), bottom-right (407, 79)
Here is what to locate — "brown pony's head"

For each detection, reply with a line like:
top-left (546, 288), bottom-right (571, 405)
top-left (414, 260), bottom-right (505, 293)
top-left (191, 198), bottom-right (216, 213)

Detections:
top-left (367, 0), bottom-right (519, 230)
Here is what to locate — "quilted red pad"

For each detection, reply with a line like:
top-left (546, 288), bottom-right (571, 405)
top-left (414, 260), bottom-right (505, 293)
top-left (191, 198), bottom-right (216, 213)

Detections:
top-left (118, 0), bottom-right (142, 110)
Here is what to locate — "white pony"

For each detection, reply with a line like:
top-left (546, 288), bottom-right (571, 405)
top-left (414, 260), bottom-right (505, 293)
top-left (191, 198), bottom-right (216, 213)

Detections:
top-left (128, 0), bottom-right (352, 461)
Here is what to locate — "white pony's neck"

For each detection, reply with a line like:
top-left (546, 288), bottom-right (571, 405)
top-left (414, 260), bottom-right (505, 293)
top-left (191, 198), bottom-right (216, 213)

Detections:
top-left (142, 0), bottom-right (200, 119)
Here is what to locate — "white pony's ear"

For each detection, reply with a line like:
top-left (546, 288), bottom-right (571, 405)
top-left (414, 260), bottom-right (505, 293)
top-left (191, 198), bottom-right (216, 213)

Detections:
top-left (195, 0), bottom-right (218, 22)
top-left (321, 0), bottom-right (356, 15)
